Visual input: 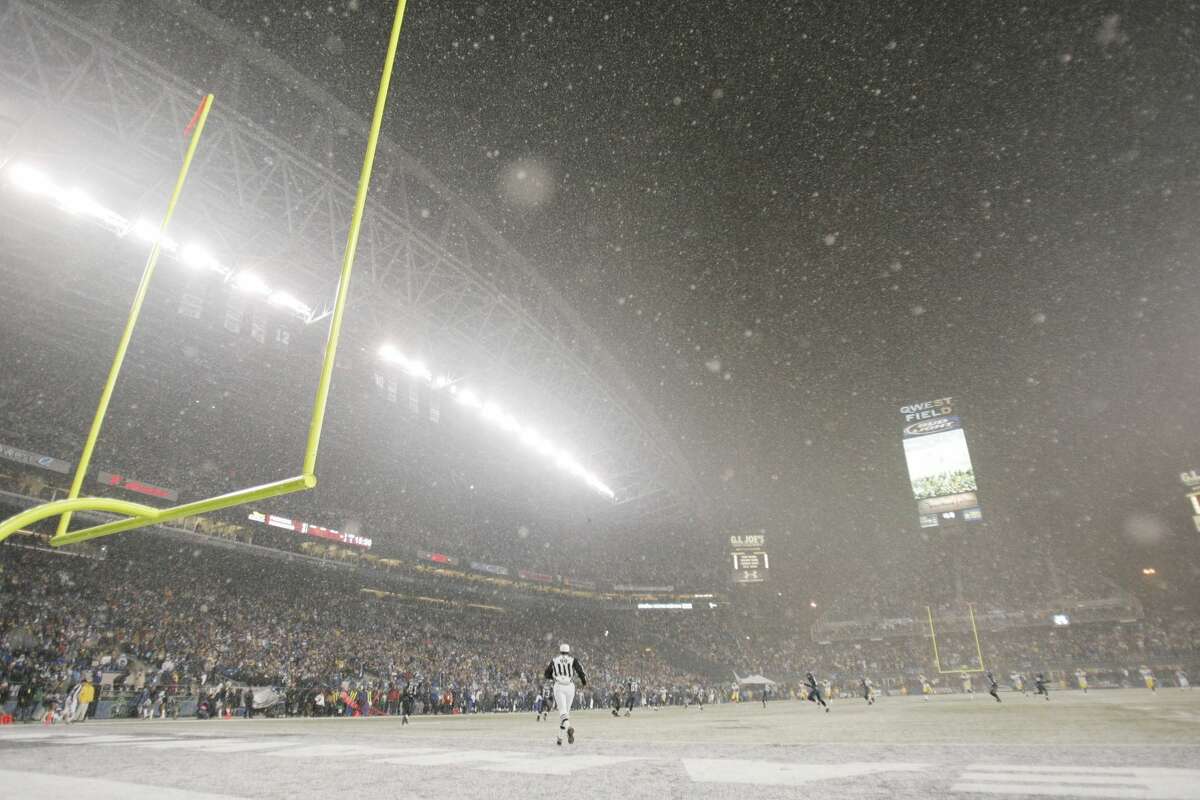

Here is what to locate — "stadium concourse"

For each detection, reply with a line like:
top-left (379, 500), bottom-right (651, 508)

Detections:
top-left (1, 690), bottom-right (1199, 799)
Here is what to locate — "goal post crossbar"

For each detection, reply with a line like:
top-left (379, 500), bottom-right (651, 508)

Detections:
top-left (926, 604), bottom-right (987, 674)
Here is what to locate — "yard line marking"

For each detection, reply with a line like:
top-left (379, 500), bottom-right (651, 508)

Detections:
top-left (0, 731), bottom-right (87, 741)
top-left (481, 754), bottom-right (644, 775)
top-left (683, 759), bottom-right (927, 786)
top-left (31, 734), bottom-right (175, 745)
top-left (960, 771), bottom-right (1146, 786)
top-left (133, 738), bottom-right (295, 753)
top-left (378, 749), bottom-right (533, 766)
top-left (133, 738), bottom-right (248, 750)
top-left (952, 764), bottom-right (1200, 799)
top-left (0, 769), bottom-right (246, 800)
top-left (265, 744), bottom-right (439, 758)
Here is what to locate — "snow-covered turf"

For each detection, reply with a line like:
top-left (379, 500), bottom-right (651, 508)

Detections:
top-left (1, 689), bottom-right (1198, 799)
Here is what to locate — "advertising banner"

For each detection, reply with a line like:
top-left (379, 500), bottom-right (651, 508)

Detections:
top-left (417, 550), bottom-right (459, 566)
top-left (562, 577), bottom-right (597, 590)
top-left (899, 397), bottom-right (982, 526)
top-left (612, 584), bottom-right (675, 593)
top-left (97, 470), bottom-right (179, 501)
top-left (246, 511), bottom-right (372, 549)
top-left (518, 569), bottom-right (555, 584)
top-left (469, 561), bottom-right (509, 576)
top-left (0, 442), bottom-right (70, 474)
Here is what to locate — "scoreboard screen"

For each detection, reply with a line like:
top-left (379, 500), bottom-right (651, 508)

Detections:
top-left (899, 396), bottom-right (982, 528)
top-left (1180, 470), bottom-right (1200, 532)
top-left (730, 534), bottom-right (768, 584)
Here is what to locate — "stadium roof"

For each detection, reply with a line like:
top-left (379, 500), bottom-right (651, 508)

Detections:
top-left (0, 0), bottom-right (704, 526)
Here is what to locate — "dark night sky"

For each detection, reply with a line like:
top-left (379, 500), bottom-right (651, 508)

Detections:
top-left (199, 0), bottom-right (1200, 601)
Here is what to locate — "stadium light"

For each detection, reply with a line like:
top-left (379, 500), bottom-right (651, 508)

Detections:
top-left (406, 359), bottom-right (433, 382)
top-left (1, 161), bottom-right (313, 321)
top-left (268, 290), bottom-right (312, 316)
top-left (377, 343), bottom-right (616, 499)
top-left (51, 186), bottom-right (128, 231)
top-left (127, 218), bottom-right (178, 252)
top-left (56, 187), bottom-right (99, 216)
top-left (1141, 567), bottom-right (1157, 576)
top-left (453, 387), bottom-right (483, 409)
top-left (180, 242), bottom-right (217, 270)
top-left (7, 162), bottom-right (54, 195)
top-left (232, 271), bottom-right (272, 296)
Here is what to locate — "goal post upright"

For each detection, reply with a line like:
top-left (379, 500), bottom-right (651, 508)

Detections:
top-left (926, 605), bottom-right (944, 673)
top-left (55, 92), bottom-right (215, 540)
top-left (0, 0), bottom-right (412, 548)
top-left (968, 602), bottom-right (986, 673)
top-left (301, 0), bottom-right (409, 478)
top-left (927, 603), bottom-right (986, 674)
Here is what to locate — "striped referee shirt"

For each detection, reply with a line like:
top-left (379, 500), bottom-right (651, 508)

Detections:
top-left (544, 654), bottom-right (587, 687)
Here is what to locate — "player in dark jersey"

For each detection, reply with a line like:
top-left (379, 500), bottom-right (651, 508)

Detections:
top-left (986, 672), bottom-right (1001, 703)
top-left (610, 685), bottom-right (622, 716)
top-left (805, 672), bottom-right (830, 712)
top-left (1034, 673), bottom-right (1050, 700)
top-left (535, 681), bottom-right (554, 721)
top-left (400, 683), bottom-right (414, 725)
top-left (624, 679), bottom-right (637, 716)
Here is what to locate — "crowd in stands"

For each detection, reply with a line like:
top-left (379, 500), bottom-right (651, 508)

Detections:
top-left (3, 529), bottom-right (1197, 725)
top-left (0, 534), bottom-right (706, 722)
top-left (656, 609), bottom-right (1199, 692)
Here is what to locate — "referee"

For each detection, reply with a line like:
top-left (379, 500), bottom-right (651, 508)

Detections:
top-left (544, 643), bottom-right (587, 746)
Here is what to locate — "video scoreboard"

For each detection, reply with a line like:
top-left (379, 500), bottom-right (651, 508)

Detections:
top-left (1181, 469), bottom-right (1200, 532)
top-left (899, 396), bottom-right (983, 528)
top-left (730, 534), bottom-right (768, 584)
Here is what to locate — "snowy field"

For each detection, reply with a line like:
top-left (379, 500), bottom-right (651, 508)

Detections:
top-left (1, 689), bottom-right (1198, 799)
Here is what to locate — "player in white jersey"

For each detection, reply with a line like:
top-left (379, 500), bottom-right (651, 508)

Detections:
top-left (544, 643), bottom-right (587, 746)
top-left (1176, 669), bottom-right (1190, 689)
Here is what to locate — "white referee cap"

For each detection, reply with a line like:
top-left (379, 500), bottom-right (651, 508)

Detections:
top-left (560, 643), bottom-right (570, 653)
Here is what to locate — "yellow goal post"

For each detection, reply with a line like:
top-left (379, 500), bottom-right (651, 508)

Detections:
top-left (0, 0), bottom-right (411, 548)
top-left (926, 603), bottom-right (986, 674)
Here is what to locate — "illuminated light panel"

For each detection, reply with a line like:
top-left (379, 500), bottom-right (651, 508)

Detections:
top-left (128, 218), bottom-right (179, 252)
top-left (180, 242), bottom-right (218, 271)
top-left (233, 271), bottom-right (271, 296)
top-left (0, 161), bottom-right (312, 320)
top-left (57, 187), bottom-right (99, 216)
top-left (8, 162), bottom-right (55, 194)
top-left (268, 290), bottom-right (311, 315)
top-left (377, 343), bottom-right (616, 499)
top-left (453, 387), bottom-right (482, 409)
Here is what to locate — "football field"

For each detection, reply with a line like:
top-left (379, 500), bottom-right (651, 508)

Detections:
top-left (1, 689), bottom-right (1198, 799)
